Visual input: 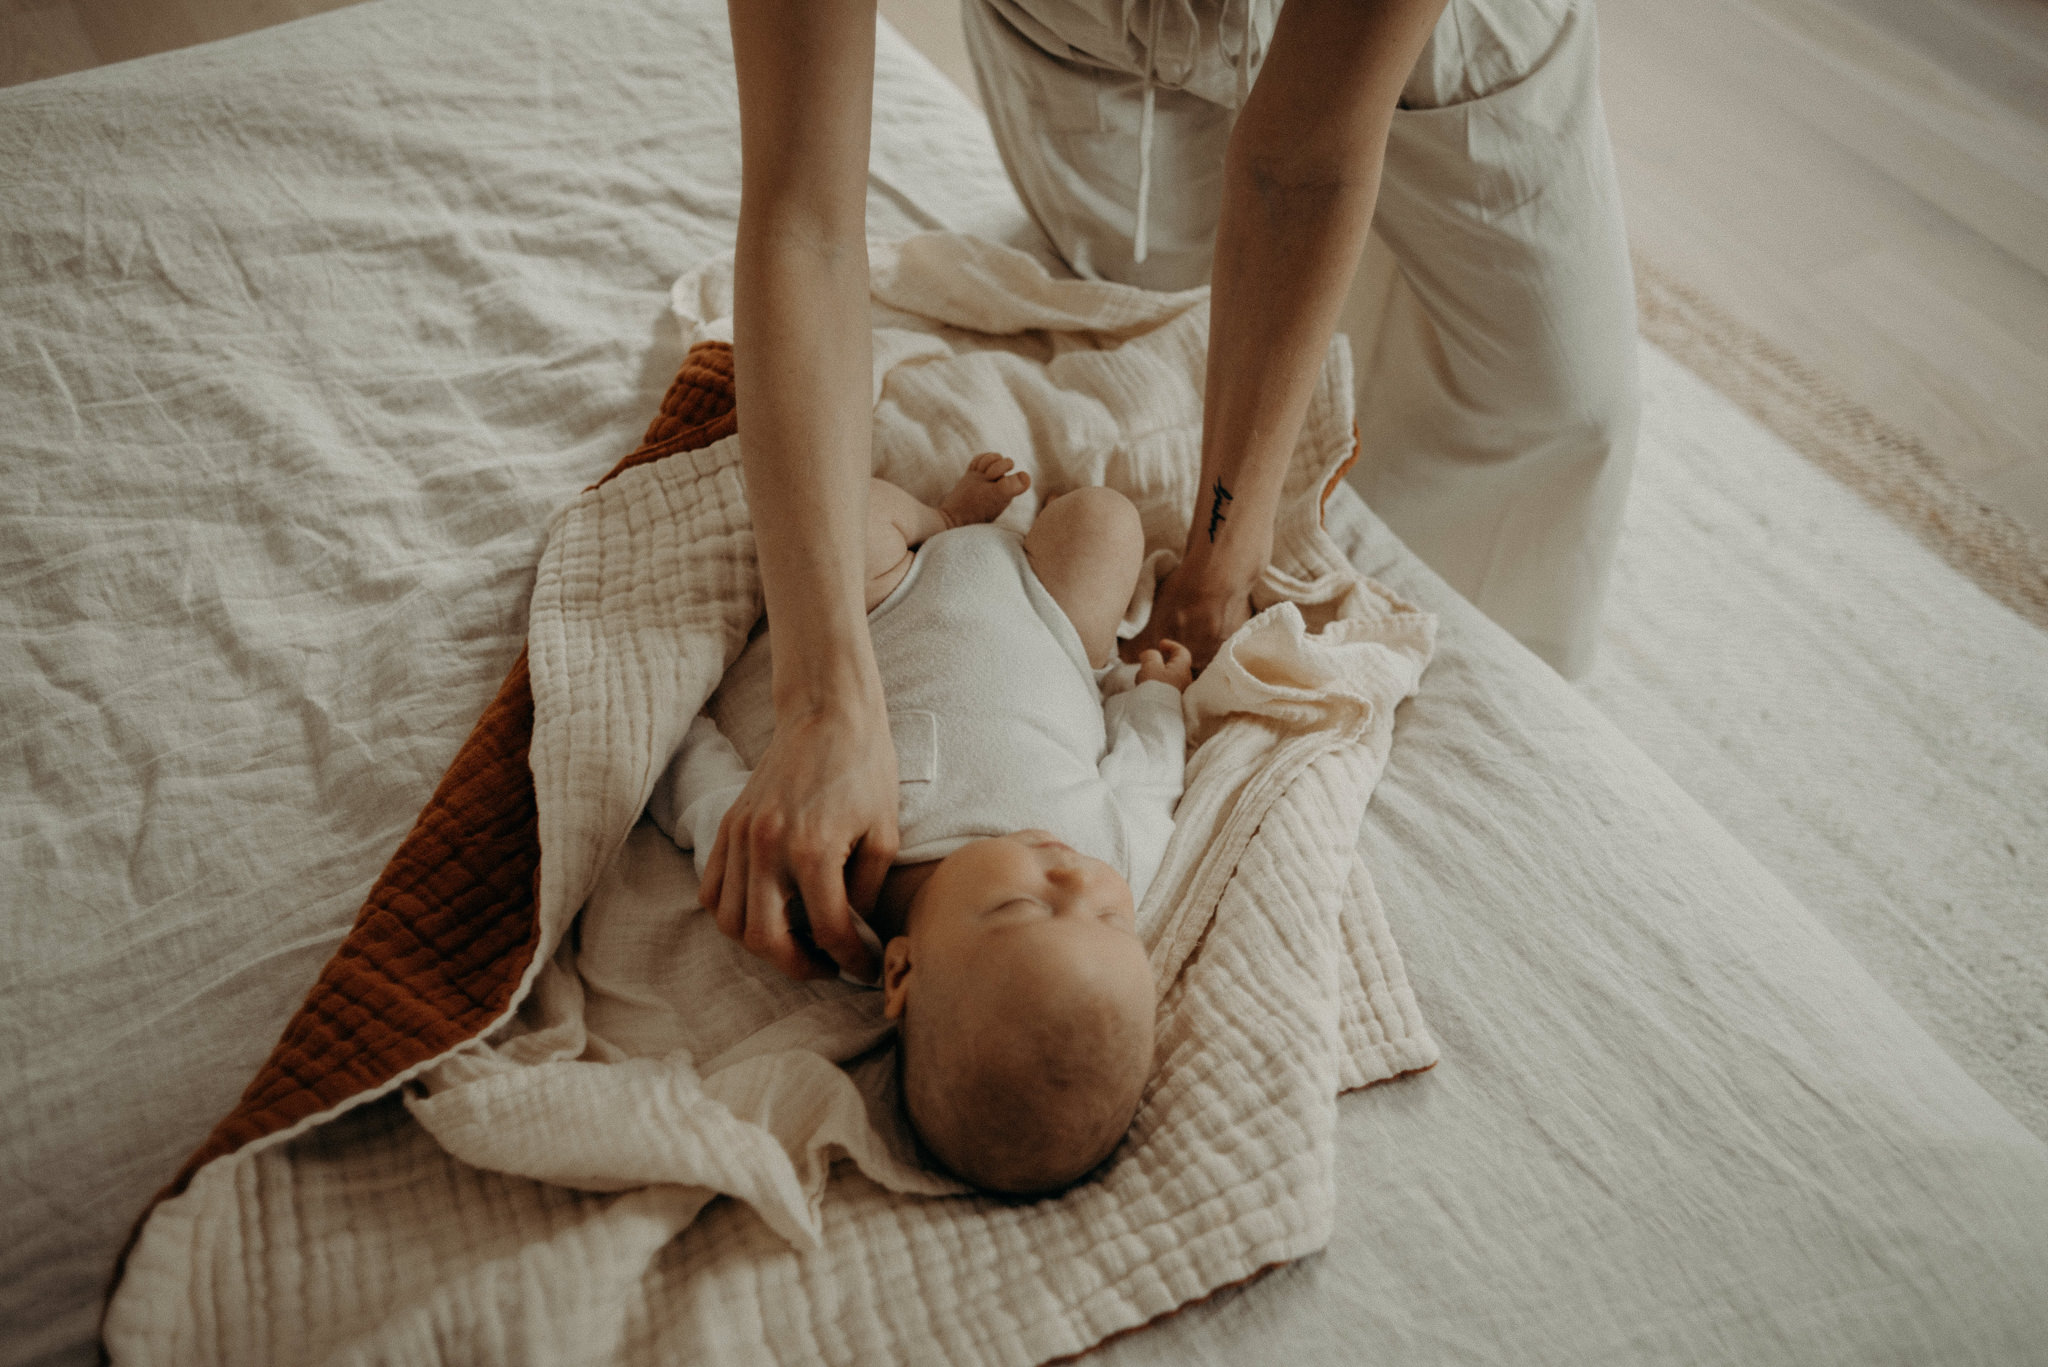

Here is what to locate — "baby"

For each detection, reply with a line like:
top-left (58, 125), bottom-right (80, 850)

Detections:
top-left (650, 455), bottom-right (1192, 1196)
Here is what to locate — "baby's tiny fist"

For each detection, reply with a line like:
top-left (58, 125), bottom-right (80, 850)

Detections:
top-left (1137, 639), bottom-right (1195, 691)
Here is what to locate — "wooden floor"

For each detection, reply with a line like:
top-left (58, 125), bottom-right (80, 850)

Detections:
top-left (1599, 0), bottom-right (2048, 539)
top-left (6, 0), bottom-right (2045, 544)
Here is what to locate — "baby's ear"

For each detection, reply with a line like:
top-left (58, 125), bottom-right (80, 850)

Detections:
top-left (881, 937), bottom-right (914, 1020)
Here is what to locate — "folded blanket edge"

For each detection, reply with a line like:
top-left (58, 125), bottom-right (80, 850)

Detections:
top-left (103, 342), bottom-right (743, 1337)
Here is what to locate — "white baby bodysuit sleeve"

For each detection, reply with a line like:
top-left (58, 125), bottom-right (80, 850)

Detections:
top-left (648, 713), bottom-right (751, 881)
top-left (1099, 679), bottom-right (1187, 903)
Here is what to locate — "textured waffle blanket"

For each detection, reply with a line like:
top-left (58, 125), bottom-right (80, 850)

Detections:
top-left (104, 233), bottom-right (1437, 1365)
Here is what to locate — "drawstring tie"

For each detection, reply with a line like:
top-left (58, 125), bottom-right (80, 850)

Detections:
top-left (1133, 3), bottom-right (1162, 266)
top-left (1133, 0), bottom-right (1258, 269)
top-left (1232, 0), bottom-right (1254, 107)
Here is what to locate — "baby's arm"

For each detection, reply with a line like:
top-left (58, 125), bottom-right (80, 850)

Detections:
top-left (650, 714), bottom-right (753, 881)
top-left (1100, 681), bottom-right (1187, 804)
top-left (1099, 652), bottom-right (1190, 904)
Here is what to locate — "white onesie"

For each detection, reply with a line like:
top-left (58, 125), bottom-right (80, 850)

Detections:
top-left (649, 524), bottom-right (1186, 919)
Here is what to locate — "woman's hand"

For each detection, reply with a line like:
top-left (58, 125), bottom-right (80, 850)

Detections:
top-left (699, 698), bottom-right (899, 982)
top-left (1124, 559), bottom-right (1256, 671)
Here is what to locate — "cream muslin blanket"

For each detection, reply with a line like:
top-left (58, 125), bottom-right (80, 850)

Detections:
top-left (106, 233), bottom-right (1436, 1365)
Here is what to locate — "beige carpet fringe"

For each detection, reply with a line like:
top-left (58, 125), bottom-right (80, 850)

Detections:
top-left (1631, 251), bottom-right (2048, 633)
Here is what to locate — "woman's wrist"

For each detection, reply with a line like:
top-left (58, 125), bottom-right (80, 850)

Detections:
top-left (768, 624), bottom-right (887, 724)
top-left (772, 673), bottom-right (887, 733)
top-left (1177, 523), bottom-right (1267, 604)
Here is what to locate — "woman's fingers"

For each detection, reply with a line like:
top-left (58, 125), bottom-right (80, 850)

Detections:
top-left (1122, 564), bottom-right (1255, 671)
top-left (715, 821), bottom-right (749, 940)
top-left (699, 820), bottom-right (729, 911)
top-left (845, 829), bottom-right (895, 918)
top-left (743, 842), bottom-right (817, 980)
top-left (703, 700), bottom-right (900, 980)
top-left (792, 843), bottom-right (871, 983)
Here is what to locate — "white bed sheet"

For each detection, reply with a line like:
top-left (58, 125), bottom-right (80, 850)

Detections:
top-left (2, 0), bottom-right (2045, 1363)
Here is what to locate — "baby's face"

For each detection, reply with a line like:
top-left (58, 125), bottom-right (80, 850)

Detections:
top-left (903, 830), bottom-right (1141, 978)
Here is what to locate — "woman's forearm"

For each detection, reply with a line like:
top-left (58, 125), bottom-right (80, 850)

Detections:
top-left (734, 229), bottom-right (880, 717)
top-left (1190, 0), bottom-right (1446, 594)
top-left (1194, 158), bottom-right (1375, 589)
top-left (729, 0), bottom-right (883, 721)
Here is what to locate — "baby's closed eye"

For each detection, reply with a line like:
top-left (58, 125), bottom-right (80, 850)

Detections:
top-left (988, 898), bottom-right (1133, 931)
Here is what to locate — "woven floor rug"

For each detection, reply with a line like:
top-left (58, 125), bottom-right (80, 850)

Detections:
top-left (1581, 289), bottom-right (2048, 1137)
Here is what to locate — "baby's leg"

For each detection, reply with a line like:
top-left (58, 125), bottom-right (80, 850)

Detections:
top-left (865, 479), bottom-right (933, 612)
top-left (867, 459), bottom-right (1031, 611)
top-left (1023, 487), bottom-right (1145, 668)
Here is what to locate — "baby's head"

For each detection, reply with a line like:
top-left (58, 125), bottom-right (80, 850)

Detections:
top-left (881, 830), bottom-right (1155, 1196)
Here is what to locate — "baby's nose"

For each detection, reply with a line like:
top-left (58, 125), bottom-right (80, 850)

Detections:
top-left (1044, 862), bottom-right (1110, 908)
top-left (1040, 848), bottom-right (1089, 881)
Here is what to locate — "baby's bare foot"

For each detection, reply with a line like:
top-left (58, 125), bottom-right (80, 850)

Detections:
top-left (940, 452), bottom-right (1031, 529)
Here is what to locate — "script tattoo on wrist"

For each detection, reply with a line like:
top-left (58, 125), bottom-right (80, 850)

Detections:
top-left (1206, 478), bottom-right (1234, 543)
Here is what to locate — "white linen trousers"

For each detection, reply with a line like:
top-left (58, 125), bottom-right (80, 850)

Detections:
top-left (963, 0), bottom-right (1639, 675)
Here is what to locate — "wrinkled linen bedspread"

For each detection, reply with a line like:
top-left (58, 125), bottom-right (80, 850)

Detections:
top-left (104, 233), bottom-right (1437, 1364)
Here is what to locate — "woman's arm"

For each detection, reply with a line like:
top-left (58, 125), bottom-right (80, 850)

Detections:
top-left (701, 0), bottom-right (893, 981)
top-left (1131, 0), bottom-right (1447, 666)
